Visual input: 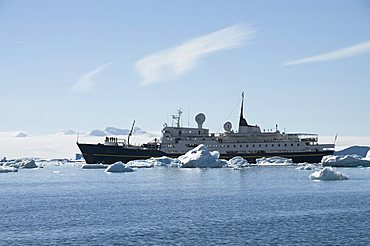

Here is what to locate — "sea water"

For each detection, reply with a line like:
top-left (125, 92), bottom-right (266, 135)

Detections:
top-left (1, 166), bottom-right (370, 245)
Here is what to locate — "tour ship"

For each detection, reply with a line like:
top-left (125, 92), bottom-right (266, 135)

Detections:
top-left (77, 94), bottom-right (334, 164)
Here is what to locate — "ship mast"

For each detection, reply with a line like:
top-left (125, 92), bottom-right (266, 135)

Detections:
top-left (172, 108), bottom-right (183, 128)
top-left (239, 92), bottom-right (248, 127)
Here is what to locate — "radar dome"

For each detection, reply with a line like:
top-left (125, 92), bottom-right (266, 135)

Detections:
top-left (195, 113), bottom-right (206, 129)
top-left (224, 122), bottom-right (232, 132)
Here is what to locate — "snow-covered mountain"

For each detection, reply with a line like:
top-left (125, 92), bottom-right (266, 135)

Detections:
top-left (87, 127), bottom-right (150, 136)
top-left (62, 129), bottom-right (78, 135)
top-left (14, 132), bottom-right (29, 137)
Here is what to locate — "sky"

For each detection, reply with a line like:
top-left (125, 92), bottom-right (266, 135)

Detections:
top-left (1, 0), bottom-right (370, 137)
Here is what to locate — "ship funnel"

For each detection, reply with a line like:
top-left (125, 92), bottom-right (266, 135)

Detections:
top-left (195, 113), bottom-right (206, 129)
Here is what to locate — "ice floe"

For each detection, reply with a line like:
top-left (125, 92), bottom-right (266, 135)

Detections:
top-left (81, 164), bottom-right (109, 169)
top-left (227, 156), bottom-right (250, 169)
top-left (105, 162), bottom-right (134, 173)
top-left (309, 167), bottom-right (348, 181)
top-left (1, 159), bottom-right (38, 169)
top-left (128, 156), bottom-right (180, 168)
top-left (178, 144), bottom-right (226, 168)
top-left (256, 156), bottom-right (293, 166)
top-left (0, 166), bottom-right (18, 173)
top-left (322, 154), bottom-right (370, 167)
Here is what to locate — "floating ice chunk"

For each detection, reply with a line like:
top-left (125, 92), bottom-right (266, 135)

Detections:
top-left (309, 167), bottom-right (348, 181)
top-left (256, 156), bottom-right (293, 166)
top-left (227, 156), bottom-right (250, 168)
top-left (127, 160), bottom-right (154, 168)
top-left (296, 163), bottom-right (316, 170)
top-left (178, 144), bottom-right (226, 168)
top-left (81, 164), bottom-right (109, 169)
top-left (0, 166), bottom-right (18, 173)
top-left (322, 155), bottom-right (370, 167)
top-left (105, 162), bottom-right (134, 173)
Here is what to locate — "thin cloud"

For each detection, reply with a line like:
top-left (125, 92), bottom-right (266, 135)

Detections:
top-left (70, 62), bottom-right (113, 93)
top-left (283, 40), bottom-right (370, 66)
top-left (135, 24), bottom-right (256, 86)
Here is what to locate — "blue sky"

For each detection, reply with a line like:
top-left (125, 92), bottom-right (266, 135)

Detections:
top-left (1, 0), bottom-right (370, 136)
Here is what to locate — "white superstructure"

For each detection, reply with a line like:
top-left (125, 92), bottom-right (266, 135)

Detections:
top-left (159, 94), bottom-right (334, 156)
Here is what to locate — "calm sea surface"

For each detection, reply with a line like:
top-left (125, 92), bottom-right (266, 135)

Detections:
top-left (1, 166), bottom-right (370, 245)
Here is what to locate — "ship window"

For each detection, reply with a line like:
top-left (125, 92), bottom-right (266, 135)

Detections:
top-left (297, 144), bottom-right (300, 146)
top-left (285, 144), bottom-right (287, 147)
top-left (246, 145), bottom-right (248, 148)
top-left (227, 145), bottom-right (229, 148)
top-left (278, 144), bottom-right (280, 147)
top-left (240, 145), bottom-right (242, 148)
top-left (259, 144), bottom-right (261, 147)
top-left (265, 144), bottom-right (268, 147)
top-left (291, 144), bottom-right (293, 146)
top-left (233, 145), bottom-right (236, 148)
top-left (253, 145), bottom-right (255, 148)
top-left (272, 144), bottom-right (274, 147)
top-left (198, 131), bottom-right (201, 135)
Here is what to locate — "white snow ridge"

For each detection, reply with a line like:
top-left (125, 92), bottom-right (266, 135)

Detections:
top-left (309, 167), bottom-right (348, 181)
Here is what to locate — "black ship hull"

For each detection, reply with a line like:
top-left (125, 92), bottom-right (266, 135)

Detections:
top-left (77, 143), bottom-right (334, 164)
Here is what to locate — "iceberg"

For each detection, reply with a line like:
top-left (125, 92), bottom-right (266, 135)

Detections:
top-left (322, 154), bottom-right (370, 167)
top-left (256, 156), bottom-right (293, 166)
top-left (309, 167), bottom-right (348, 181)
top-left (178, 144), bottom-right (226, 168)
top-left (227, 156), bottom-right (250, 169)
top-left (105, 162), bottom-right (134, 173)
top-left (20, 159), bottom-right (38, 169)
top-left (81, 164), bottom-right (109, 169)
